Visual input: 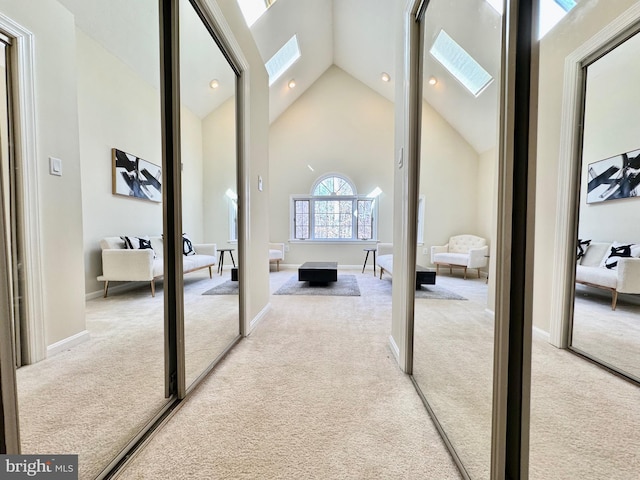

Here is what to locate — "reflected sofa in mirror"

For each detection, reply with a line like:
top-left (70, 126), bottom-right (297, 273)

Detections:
top-left (410, 0), bottom-right (502, 478)
top-left (529, 1), bottom-right (640, 479)
top-left (12, 1), bottom-right (172, 478)
top-left (571, 27), bottom-right (640, 383)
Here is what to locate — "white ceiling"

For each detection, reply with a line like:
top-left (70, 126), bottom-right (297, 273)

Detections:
top-left (57, 0), bottom-right (505, 152)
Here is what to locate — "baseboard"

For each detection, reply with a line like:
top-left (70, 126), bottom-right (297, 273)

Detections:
top-left (533, 325), bottom-right (550, 341)
top-left (248, 302), bottom-right (271, 333)
top-left (47, 330), bottom-right (90, 357)
top-left (388, 335), bottom-right (400, 363)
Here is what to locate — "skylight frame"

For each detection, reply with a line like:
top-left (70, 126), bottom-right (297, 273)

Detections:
top-left (429, 29), bottom-right (494, 97)
top-left (265, 34), bottom-right (301, 86)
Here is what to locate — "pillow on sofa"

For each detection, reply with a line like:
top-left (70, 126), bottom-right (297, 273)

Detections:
top-left (121, 235), bottom-right (156, 257)
top-left (182, 234), bottom-right (196, 256)
top-left (601, 242), bottom-right (640, 270)
top-left (577, 239), bottom-right (591, 262)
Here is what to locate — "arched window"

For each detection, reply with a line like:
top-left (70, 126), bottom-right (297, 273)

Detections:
top-left (291, 174), bottom-right (378, 241)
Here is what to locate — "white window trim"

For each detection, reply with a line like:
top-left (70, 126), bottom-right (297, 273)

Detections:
top-left (289, 193), bottom-right (379, 242)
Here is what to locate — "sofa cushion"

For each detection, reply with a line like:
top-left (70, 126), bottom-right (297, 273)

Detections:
top-left (101, 236), bottom-right (125, 250)
top-left (600, 242), bottom-right (640, 270)
top-left (269, 249), bottom-right (284, 261)
top-left (576, 265), bottom-right (617, 289)
top-left (377, 254), bottom-right (393, 274)
top-left (182, 234), bottom-right (197, 256)
top-left (577, 239), bottom-right (591, 263)
top-left (580, 242), bottom-right (610, 267)
top-left (184, 254), bottom-right (216, 272)
top-left (433, 252), bottom-right (469, 266)
top-left (121, 235), bottom-right (155, 257)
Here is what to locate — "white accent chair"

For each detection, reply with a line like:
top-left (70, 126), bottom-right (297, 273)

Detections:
top-left (431, 234), bottom-right (488, 280)
top-left (269, 243), bottom-right (285, 271)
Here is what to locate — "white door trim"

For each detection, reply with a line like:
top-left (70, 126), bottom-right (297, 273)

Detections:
top-left (550, 3), bottom-right (640, 347)
top-left (0, 13), bottom-right (46, 363)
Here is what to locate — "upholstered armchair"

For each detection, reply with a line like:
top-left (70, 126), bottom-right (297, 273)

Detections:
top-left (269, 243), bottom-right (285, 271)
top-left (431, 234), bottom-right (488, 279)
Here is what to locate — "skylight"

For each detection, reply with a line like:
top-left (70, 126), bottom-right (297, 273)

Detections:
top-left (237, 0), bottom-right (272, 27)
top-left (429, 30), bottom-right (493, 97)
top-left (265, 35), bottom-right (301, 86)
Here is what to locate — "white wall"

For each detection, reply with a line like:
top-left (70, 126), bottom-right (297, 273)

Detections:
top-left (0, 0), bottom-right (86, 346)
top-left (269, 65), bottom-right (395, 265)
top-left (577, 31), bottom-right (640, 243)
top-left (416, 100), bottom-right (483, 266)
top-left (534, 0), bottom-right (639, 332)
top-left (214, 0), bottom-right (271, 330)
top-left (202, 96), bottom-right (237, 247)
top-left (77, 29), bottom-right (206, 295)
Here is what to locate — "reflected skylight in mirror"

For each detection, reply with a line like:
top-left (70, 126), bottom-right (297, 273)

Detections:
top-left (540, 0), bottom-right (577, 38)
top-left (237, 0), bottom-right (276, 27)
top-left (485, 0), bottom-right (503, 15)
top-left (266, 35), bottom-right (301, 86)
top-left (430, 30), bottom-right (493, 97)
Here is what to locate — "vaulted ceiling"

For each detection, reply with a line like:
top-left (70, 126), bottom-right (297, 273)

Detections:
top-left (58, 0), bottom-right (508, 154)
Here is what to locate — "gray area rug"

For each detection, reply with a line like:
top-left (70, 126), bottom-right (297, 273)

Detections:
top-left (202, 281), bottom-right (238, 295)
top-left (274, 274), bottom-right (361, 296)
top-left (415, 285), bottom-right (467, 300)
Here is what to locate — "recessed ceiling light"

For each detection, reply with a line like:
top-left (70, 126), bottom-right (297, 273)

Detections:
top-left (209, 79), bottom-right (219, 89)
top-left (288, 79), bottom-right (296, 89)
top-left (428, 76), bottom-right (438, 86)
top-left (381, 72), bottom-right (391, 82)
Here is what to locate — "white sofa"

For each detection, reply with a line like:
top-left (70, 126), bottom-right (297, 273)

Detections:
top-left (269, 243), bottom-right (285, 271)
top-left (431, 234), bottom-right (488, 279)
top-left (97, 236), bottom-right (217, 297)
top-left (376, 243), bottom-right (394, 278)
top-left (576, 241), bottom-right (640, 310)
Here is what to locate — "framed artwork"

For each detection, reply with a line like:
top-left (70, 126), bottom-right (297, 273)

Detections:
top-left (112, 148), bottom-right (162, 203)
top-left (586, 148), bottom-right (640, 204)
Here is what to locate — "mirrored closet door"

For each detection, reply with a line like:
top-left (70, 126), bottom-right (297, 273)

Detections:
top-left (571, 28), bottom-right (640, 383)
top-left (179, 0), bottom-right (240, 391)
top-left (411, 0), bottom-right (503, 478)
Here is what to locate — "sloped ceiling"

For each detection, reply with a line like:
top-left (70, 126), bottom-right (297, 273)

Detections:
top-left (57, 0), bottom-right (504, 153)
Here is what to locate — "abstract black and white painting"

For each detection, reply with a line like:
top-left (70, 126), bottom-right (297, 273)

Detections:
top-left (586, 148), bottom-right (640, 204)
top-left (112, 148), bottom-right (162, 203)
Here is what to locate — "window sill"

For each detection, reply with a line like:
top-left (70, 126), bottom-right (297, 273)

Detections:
top-left (288, 239), bottom-right (378, 245)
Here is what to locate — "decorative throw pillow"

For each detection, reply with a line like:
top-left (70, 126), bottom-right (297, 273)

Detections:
top-left (577, 239), bottom-right (591, 262)
top-left (601, 242), bottom-right (640, 270)
top-left (182, 234), bottom-right (196, 256)
top-left (121, 235), bottom-right (155, 257)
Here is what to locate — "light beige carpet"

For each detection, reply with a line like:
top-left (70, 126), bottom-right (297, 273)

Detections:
top-left (412, 273), bottom-right (640, 480)
top-left (16, 269), bottom-right (239, 480)
top-left (116, 269), bottom-right (461, 479)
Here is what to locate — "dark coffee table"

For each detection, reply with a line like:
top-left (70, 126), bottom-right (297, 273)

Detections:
top-left (416, 265), bottom-right (436, 290)
top-left (298, 262), bottom-right (338, 285)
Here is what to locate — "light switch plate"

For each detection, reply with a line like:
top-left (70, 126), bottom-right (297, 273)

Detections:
top-left (49, 157), bottom-right (62, 176)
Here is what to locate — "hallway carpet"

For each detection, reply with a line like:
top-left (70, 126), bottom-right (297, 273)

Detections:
top-left (117, 270), bottom-right (461, 479)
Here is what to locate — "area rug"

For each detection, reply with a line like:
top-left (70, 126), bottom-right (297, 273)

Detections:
top-left (274, 274), bottom-right (361, 296)
top-left (202, 281), bottom-right (238, 295)
top-left (415, 285), bottom-right (466, 300)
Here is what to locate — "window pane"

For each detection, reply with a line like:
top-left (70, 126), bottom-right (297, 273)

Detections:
top-left (295, 200), bottom-right (309, 239)
top-left (357, 200), bottom-right (373, 240)
top-left (313, 200), bottom-right (353, 239)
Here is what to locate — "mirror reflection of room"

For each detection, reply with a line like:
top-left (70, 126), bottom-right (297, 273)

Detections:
top-left (411, 0), bottom-right (501, 478)
top-left (13, 1), bottom-right (170, 479)
top-left (529, 1), bottom-right (640, 479)
top-left (178, 0), bottom-right (241, 391)
top-left (571, 29), bottom-right (640, 382)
